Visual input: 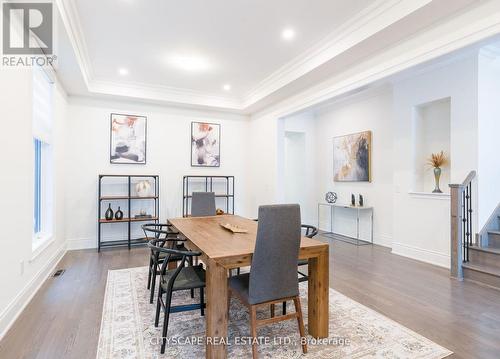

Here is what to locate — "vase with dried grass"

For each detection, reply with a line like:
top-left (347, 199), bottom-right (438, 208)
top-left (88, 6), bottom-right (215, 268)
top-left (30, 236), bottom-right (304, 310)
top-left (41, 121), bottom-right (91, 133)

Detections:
top-left (427, 151), bottom-right (447, 193)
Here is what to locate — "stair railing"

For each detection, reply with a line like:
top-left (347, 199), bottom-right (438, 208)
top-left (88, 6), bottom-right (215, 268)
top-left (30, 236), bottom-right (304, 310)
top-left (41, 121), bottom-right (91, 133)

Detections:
top-left (449, 171), bottom-right (476, 280)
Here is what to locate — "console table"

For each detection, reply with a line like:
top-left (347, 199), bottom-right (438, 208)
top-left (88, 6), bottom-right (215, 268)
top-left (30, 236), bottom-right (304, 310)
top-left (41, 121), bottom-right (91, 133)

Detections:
top-left (318, 203), bottom-right (373, 245)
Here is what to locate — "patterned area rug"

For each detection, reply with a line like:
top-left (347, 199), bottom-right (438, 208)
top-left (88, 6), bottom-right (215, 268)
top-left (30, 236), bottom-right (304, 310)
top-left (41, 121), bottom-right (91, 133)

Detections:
top-left (97, 267), bottom-right (452, 359)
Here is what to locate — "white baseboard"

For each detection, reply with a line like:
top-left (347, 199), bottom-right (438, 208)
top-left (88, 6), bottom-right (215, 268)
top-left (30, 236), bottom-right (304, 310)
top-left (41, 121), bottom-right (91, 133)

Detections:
top-left (67, 237), bottom-right (97, 250)
top-left (391, 242), bottom-right (450, 269)
top-left (0, 242), bottom-right (67, 340)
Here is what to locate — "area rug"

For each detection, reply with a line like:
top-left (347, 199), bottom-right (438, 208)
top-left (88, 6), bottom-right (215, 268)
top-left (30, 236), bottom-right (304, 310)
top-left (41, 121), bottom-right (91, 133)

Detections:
top-left (96, 267), bottom-right (452, 359)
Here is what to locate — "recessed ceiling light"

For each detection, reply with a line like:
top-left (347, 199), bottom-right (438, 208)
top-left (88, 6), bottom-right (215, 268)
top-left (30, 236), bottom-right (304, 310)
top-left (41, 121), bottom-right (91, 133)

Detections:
top-left (282, 28), bottom-right (295, 41)
top-left (169, 54), bottom-right (211, 72)
top-left (223, 84), bottom-right (231, 91)
top-left (118, 67), bottom-right (129, 76)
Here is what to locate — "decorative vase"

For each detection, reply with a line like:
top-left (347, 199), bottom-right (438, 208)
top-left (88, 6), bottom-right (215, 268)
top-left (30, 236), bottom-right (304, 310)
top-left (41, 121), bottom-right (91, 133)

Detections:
top-left (115, 206), bottom-right (123, 220)
top-left (433, 167), bottom-right (442, 193)
top-left (351, 194), bottom-right (356, 207)
top-left (135, 180), bottom-right (152, 197)
top-left (105, 204), bottom-right (114, 220)
top-left (359, 194), bottom-right (364, 207)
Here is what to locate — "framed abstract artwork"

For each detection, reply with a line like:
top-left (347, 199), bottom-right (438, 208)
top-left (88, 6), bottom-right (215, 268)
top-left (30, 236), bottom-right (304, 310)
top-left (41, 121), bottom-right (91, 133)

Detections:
top-left (333, 131), bottom-right (371, 182)
top-left (191, 122), bottom-right (220, 167)
top-left (110, 113), bottom-right (147, 164)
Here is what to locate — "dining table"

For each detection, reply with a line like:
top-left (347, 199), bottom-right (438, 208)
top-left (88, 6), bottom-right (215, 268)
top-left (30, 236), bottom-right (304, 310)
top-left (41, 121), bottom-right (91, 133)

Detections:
top-left (168, 214), bottom-right (330, 359)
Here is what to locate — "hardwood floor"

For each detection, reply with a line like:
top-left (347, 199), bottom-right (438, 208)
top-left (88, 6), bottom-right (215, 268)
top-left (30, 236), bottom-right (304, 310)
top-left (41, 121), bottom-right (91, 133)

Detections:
top-left (1, 237), bottom-right (499, 358)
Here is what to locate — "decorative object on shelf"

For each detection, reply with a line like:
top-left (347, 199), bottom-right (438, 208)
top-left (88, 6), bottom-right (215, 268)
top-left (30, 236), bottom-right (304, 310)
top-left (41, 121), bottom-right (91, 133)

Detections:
top-left (135, 180), bottom-right (152, 197)
top-left (139, 208), bottom-right (147, 216)
top-left (333, 131), bottom-right (372, 182)
top-left (216, 208), bottom-right (225, 215)
top-left (220, 223), bottom-right (248, 233)
top-left (359, 194), bottom-right (364, 207)
top-left (115, 206), bottom-right (123, 220)
top-left (191, 122), bottom-right (220, 167)
top-left (427, 151), bottom-right (447, 193)
top-left (351, 194), bottom-right (356, 207)
top-left (110, 113), bottom-right (147, 164)
top-left (105, 204), bottom-right (114, 220)
top-left (134, 214), bottom-right (152, 219)
top-left (325, 191), bottom-right (338, 204)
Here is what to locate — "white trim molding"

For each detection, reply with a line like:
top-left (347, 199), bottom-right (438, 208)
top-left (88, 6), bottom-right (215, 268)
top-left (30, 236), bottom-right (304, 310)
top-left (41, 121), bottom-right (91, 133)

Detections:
top-left (242, 0), bottom-right (433, 107)
top-left (0, 243), bottom-right (67, 340)
top-left (55, 0), bottom-right (440, 111)
top-left (391, 241), bottom-right (450, 269)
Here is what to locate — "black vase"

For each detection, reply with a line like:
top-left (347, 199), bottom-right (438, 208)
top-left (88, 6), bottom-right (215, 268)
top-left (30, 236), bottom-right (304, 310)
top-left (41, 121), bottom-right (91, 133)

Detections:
top-left (351, 194), bottom-right (356, 207)
top-left (359, 194), bottom-right (364, 207)
top-left (115, 206), bottom-right (123, 220)
top-left (105, 203), bottom-right (114, 220)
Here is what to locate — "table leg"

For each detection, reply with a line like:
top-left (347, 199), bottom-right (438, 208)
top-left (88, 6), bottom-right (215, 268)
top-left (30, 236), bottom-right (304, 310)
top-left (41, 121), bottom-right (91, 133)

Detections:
top-left (206, 258), bottom-right (228, 358)
top-left (308, 247), bottom-right (329, 338)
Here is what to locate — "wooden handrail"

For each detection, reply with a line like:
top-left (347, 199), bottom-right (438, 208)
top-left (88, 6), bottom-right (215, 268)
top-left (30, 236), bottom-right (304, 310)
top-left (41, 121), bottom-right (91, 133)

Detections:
top-left (449, 171), bottom-right (476, 188)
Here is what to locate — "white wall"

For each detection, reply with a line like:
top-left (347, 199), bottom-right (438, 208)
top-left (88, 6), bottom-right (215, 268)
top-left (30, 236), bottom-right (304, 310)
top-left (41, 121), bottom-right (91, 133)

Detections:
top-left (279, 112), bottom-right (317, 225)
top-left (314, 86), bottom-right (394, 247)
top-left (0, 68), bottom-right (67, 338)
top-left (391, 55), bottom-right (478, 268)
top-left (248, 53), bottom-right (482, 268)
top-left (65, 97), bottom-right (249, 249)
top-left (413, 98), bottom-right (451, 193)
top-left (477, 52), bottom-right (500, 230)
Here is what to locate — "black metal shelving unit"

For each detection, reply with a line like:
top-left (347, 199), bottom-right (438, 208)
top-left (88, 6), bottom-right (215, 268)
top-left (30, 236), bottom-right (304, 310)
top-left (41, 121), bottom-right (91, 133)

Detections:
top-left (182, 175), bottom-right (234, 217)
top-left (98, 174), bottom-right (159, 251)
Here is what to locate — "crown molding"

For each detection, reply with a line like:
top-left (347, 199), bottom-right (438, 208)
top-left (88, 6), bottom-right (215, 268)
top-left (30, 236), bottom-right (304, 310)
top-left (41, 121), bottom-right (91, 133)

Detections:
top-left (250, 1), bottom-right (500, 120)
top-left (56, 0), bottom-right (497, 113)
top-left (88, 79), bottom-right (243, 110)
top-left (241, 0), bottom-right (433, 107)
top-left (55, 0), bottom-right (93, 87)
top-left (55, 0), bottom-right (435, 111)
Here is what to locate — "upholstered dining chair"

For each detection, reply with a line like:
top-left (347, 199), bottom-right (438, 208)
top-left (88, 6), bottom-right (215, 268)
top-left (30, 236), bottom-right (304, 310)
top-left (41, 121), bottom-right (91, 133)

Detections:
top-left (191, 191), bottom-right (216, 217)
top-left (228, 204), bottom-right (307, 359)
top-left (148, 239), bottom-right (206, 354)
top-left (142, 223), bottom-right (189, 304)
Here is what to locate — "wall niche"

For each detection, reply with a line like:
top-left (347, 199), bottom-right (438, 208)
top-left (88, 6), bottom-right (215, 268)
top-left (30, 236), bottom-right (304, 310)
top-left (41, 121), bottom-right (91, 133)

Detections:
top-left (411, 97), bottom-right (451, 194)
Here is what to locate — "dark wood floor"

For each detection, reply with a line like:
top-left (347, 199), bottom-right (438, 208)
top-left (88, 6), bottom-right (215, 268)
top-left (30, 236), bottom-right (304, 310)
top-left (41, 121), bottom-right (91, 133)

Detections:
top-left (1, 237), bottom-right (499, 359)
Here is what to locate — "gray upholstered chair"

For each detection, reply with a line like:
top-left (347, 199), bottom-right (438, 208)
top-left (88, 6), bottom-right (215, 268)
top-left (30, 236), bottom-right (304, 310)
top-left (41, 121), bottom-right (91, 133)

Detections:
top-left (191, 192), bottom-right (216, 217)
top-left (228, 204), bottom-right (307, 358)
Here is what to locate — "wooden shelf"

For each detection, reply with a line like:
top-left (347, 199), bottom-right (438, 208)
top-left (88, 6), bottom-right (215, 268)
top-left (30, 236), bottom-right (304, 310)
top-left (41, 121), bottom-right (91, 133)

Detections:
top-left (99, 217), bottom-right (158, 223)
top-left (185, 194), bottom-right (232, 198)
top-left (100, 195), bottom-right (158, 200)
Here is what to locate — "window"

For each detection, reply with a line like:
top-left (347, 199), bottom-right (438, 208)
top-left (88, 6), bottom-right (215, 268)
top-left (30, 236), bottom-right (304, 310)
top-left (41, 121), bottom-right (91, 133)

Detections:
top-left (32, 66), bottom-right (54, 251)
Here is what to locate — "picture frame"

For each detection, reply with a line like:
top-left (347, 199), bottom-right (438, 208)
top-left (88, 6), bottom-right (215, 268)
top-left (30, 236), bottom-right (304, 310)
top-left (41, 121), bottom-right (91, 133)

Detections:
top-left (333, 131), bottom-right (372, 182)
top-left (191, 121), bottom-right (221, 167)
top-left (110, 113), bottom-right (147, 164)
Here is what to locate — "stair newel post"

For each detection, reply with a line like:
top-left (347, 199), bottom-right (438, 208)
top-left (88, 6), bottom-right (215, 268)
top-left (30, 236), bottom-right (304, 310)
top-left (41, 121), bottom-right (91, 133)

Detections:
top-left (450, 183), bottom-right (464, 280)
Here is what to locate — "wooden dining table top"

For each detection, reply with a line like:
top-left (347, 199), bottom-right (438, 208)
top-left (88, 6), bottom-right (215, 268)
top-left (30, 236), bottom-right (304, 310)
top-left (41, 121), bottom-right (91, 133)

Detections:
top-left (168, 215), bottom-right (328, 264)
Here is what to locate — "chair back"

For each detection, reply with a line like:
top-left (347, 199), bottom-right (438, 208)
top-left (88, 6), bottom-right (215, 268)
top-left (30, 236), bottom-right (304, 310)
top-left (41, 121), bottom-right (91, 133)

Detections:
top-left (147, 240), bottom-right (200, 290)
top-left (191, 192), bottom-right (216, 217)
top-left (248, 204), bottom-right (301, 304)
top-left (301, 224), bottom-right (318, 238)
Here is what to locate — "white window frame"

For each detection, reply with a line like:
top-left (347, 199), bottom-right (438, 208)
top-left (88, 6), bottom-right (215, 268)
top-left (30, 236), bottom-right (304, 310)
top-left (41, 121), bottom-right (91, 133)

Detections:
top-left (32, 65), bottom-right (54, 254)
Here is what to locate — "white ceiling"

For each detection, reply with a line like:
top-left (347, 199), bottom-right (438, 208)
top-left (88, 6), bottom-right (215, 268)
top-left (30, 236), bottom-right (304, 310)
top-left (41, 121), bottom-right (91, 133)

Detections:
top-left (54, 0), bottom-right (482, 112)
top-left (75, 0), bottom-right (374, 96)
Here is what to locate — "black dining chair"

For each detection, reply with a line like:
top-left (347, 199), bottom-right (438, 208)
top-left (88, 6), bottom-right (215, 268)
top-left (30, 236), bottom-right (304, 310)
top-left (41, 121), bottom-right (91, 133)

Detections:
top-left (142, 223), bottom-right (189, 304)
top-left (148, 239), bottom-right (206, 354)
top-left (282, 224), bottom-right (319, 315)
top-left (191, 191), bottom-right (216, 217)
top-left (228, 204), bottom-right (307, 359)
